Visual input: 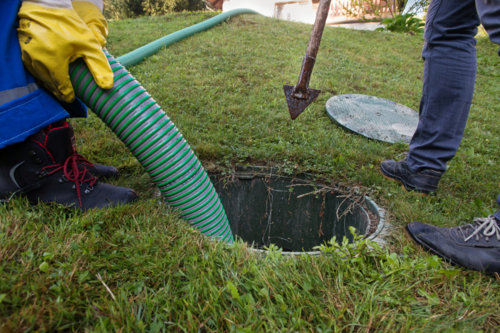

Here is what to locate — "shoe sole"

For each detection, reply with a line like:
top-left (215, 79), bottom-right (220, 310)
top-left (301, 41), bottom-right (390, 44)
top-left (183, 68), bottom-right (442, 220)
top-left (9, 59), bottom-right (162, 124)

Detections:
top-left (379, 168), bottom-right (429, 197)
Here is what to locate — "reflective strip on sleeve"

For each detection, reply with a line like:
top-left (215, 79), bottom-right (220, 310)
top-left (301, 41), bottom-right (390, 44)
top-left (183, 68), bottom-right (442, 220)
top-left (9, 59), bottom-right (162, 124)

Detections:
top-left (21, 0), bottom-right (73, 9)
top-left (0, 83), bottom-right (39, 106)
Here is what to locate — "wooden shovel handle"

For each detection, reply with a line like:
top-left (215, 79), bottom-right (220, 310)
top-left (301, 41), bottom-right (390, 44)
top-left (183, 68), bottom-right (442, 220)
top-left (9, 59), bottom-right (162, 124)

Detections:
top-left (292, 0), bottom-right (332, 99)
top-left (306, 0), bottom-right (332, 58)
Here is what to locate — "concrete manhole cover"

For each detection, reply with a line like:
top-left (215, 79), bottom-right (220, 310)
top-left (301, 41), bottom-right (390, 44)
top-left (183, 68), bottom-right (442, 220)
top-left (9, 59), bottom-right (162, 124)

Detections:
top-left (326, 94), bottom-right (419, 144)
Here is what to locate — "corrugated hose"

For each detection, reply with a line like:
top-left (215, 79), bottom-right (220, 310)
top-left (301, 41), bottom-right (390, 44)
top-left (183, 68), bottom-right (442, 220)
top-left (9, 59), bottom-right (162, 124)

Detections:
top-left (68, 9), bottom-right (260, 243)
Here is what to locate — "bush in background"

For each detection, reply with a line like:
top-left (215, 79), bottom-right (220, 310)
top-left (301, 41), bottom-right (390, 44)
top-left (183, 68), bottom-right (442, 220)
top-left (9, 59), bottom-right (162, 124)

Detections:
top-left (143, 0), bottom-right (204, 16)
top-left (103, 0), bottom-right (205, 20)
top-left (376, 13), bottom-right (425, 34)
top-left (124, 0), bottom-right (145, 16)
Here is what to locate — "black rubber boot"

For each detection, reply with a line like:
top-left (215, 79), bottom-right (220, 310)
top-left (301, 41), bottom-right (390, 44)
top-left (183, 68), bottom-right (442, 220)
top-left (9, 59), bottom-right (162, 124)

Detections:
top-left (406, 216), bottom-right (500, 275)
top-left (46, 120), bottom-right (120, 180)
top-left (0, 127), bottom-right (137, 210)
top-left (380, 157), bottom-right (443, 195)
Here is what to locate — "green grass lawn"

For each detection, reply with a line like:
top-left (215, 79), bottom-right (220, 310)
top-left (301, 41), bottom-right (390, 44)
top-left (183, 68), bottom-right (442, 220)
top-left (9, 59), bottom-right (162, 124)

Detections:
top-left (2, 12), bottom-right (500, 331)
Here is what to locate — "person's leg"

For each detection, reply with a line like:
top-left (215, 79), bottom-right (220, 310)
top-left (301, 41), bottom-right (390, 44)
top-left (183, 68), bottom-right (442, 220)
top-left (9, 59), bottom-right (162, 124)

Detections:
top-left (475, 0), bottom-right (500, 223)
top-left (380, 0), bottom-right (481, 194)
top-left (407, 0), bottom-right (480, 172)
top-left (405, 0), bottom-right (500, 274)
top-left (476, 0), bottom-right (500, 48)
top-left (0, 1), bottom-right (136, 209)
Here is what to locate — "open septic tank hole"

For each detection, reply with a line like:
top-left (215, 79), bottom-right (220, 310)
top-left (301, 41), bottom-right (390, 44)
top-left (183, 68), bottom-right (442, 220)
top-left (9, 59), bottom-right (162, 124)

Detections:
top-left (210, 169), bottom-right (380, 253)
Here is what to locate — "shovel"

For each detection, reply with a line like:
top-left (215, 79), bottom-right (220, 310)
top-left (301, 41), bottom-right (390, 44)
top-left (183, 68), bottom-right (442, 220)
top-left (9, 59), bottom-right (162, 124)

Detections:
top-left (284, 0), bottom-right (332, 120)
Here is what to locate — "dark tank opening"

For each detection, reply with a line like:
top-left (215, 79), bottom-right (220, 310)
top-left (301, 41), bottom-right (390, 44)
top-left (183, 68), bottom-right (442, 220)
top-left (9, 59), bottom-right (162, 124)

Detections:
top-left (210, 170), bottom-right (371, 252)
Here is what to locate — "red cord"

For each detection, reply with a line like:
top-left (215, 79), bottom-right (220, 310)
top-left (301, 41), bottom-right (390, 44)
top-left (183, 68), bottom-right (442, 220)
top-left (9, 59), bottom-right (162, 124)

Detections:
top-left (42, 153), bottom-right (97, 207)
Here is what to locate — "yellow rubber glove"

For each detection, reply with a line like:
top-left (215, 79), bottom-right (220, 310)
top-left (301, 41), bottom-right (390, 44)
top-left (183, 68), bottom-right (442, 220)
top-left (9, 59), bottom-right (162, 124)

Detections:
top-left (72, 1), bottom-right (108, 47)
top-left (17, 2), bottom-right (113, 103)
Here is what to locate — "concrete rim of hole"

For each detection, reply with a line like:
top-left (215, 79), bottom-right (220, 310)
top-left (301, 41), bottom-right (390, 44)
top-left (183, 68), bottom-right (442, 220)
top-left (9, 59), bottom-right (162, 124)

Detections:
top-left (210, 166), bottom-right (390, 256)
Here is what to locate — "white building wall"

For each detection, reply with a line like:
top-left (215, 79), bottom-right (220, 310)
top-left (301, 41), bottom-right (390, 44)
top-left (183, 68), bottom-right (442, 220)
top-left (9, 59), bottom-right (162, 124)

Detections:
top-left (222, 0), bottom-right (391, 30)
top-left (223, 0), bottom-right (317, 24)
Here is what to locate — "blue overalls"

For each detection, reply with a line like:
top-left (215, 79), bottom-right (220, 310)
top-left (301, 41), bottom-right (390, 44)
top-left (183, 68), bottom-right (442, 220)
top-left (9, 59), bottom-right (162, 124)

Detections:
top-left (0, 0), bottom-right (87, 150)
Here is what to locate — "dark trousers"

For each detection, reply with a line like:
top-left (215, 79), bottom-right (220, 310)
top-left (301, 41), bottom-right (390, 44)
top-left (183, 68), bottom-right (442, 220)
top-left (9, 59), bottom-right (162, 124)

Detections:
top-left (404, 0), bottom-right (500, 219)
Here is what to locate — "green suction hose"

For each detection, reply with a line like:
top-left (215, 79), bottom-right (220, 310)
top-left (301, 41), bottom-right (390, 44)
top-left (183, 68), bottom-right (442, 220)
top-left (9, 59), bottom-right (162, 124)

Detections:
top-left (69, 51), bottom-right (233, 243)
top-left (117, 8), bottom-right (259, 67)
top-left (67, 9), bottom-right (261, 244)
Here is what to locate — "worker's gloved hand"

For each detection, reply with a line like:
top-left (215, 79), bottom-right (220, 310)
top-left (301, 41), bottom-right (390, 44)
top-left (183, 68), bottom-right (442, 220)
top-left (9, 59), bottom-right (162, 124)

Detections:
top-left (72, 1), bottom-right (108, 47)
top-left (17, 0), bottom-right (113, 103)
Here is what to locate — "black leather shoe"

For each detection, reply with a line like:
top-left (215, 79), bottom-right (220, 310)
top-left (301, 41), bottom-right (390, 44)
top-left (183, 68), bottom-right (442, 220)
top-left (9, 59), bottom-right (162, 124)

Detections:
top-left (406, 216), bottom-right (500, 274)
top-left (88, 163), bottom-right (120, 180)
top-left (0, 127), bottom-right (137, 210)
top-left (45, 120), bottom-right (120, 180)
top-left (380, 158), bottom-right (443, 195)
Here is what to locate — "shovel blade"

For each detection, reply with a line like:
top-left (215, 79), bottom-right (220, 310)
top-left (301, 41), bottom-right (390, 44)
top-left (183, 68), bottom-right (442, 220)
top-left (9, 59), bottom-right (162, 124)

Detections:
top-left (283, 85), bottom-right (321, 120)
